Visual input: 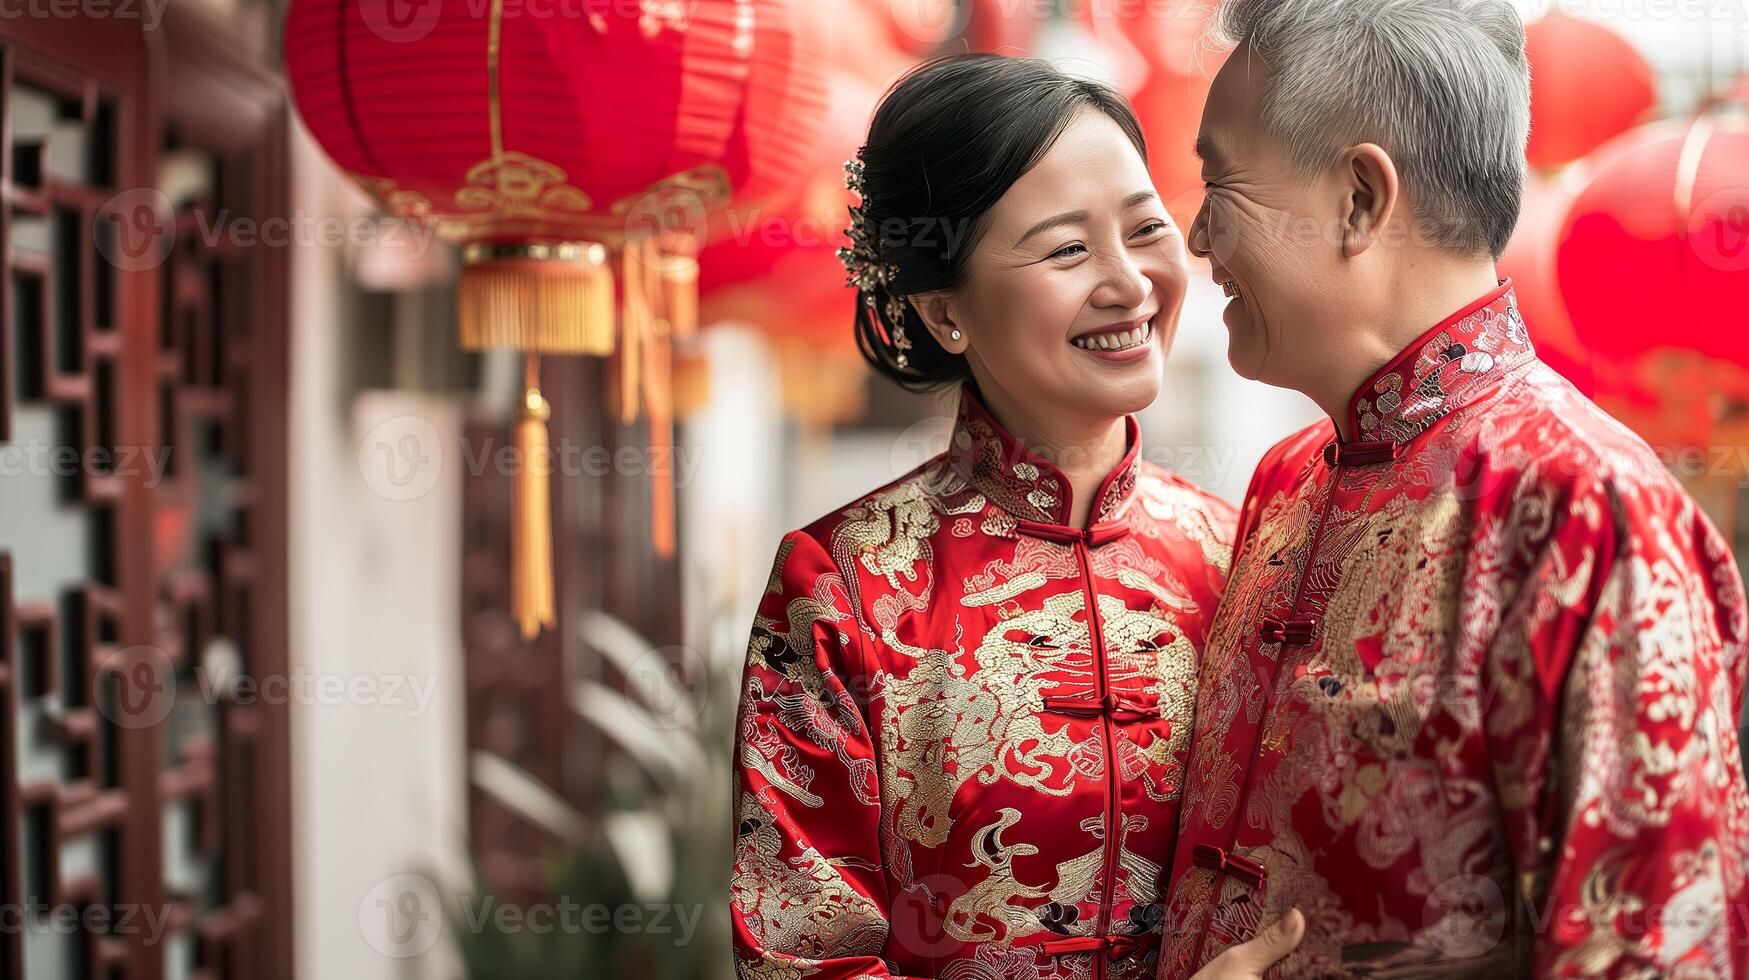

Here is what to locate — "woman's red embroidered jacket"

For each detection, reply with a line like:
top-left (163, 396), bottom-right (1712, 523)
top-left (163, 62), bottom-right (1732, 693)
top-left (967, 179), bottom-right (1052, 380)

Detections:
top-left (732, 388), bottom-right (1237, 980)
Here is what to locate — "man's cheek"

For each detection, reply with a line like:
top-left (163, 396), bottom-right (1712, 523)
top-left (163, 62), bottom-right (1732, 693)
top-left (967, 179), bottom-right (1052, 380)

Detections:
top-left (1203, 199), bottom-right (1250, 267)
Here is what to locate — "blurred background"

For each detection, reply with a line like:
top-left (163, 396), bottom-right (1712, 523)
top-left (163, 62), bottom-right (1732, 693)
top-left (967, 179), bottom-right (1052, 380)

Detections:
top-left (0, 0), bottom-right (1743, 977)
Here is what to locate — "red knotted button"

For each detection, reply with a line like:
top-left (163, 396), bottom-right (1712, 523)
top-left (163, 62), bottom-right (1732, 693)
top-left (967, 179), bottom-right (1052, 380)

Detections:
top-left (1013, 518), bottom-right (1132, 546)
top-left (1191, 844), bottom-right (1268, 890)
top-left (1040, 933), bottom-right (1145, 960)
top-left (1258, 617), bottom-right (1318, 646)
top-left (1041, 693), bottom-right (1159, 722)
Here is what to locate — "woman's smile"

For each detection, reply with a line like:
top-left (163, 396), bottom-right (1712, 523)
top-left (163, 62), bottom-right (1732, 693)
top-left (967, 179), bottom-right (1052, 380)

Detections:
top-left (1069, 313), bottom-right (1158, 361)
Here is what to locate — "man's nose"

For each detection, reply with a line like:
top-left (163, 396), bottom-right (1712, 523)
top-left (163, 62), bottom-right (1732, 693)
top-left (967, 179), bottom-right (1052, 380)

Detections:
top-left (1188, 200), bottom-right (1212, 259)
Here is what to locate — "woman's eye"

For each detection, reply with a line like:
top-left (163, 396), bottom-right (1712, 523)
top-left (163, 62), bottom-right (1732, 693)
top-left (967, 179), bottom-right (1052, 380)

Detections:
top-left (1050, 243), bottom-right (1086, 259)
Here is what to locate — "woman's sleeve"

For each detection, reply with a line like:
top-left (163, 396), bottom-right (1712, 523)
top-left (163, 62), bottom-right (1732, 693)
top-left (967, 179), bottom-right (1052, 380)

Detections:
top-left (1485, 476), bottom-right (1749, 978)
top-left (731, 531), bottom-right (923, 979)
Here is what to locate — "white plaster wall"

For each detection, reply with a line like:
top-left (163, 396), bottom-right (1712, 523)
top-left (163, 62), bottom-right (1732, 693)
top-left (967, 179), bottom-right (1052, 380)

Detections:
top-left (288, 119), bottom-right (470, 980)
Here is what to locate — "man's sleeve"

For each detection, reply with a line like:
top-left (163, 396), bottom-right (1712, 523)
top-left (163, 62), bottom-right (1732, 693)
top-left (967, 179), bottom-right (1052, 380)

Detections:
top-left (1486, 473), bottom-right (1749, 977)
top-left (731, 531), bottom-right (925, 979)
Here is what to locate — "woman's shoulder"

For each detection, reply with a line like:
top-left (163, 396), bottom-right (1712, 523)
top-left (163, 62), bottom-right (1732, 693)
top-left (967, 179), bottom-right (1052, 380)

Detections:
top-left (1130, 461), bottom-right (1241, 576)
top-left (768, 453), bottom-right (960, 579)
top-left (797, 452), bottom-right (956, 534)
top-left (1133, 460), bottom-right (1239, 533)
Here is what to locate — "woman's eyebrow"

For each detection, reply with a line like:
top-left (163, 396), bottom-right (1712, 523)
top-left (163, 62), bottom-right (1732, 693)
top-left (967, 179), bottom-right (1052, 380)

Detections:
top-left (1014, 210), bottom-right (1088, 249)
top-left (1013, 191), bottom-right (1161, 249)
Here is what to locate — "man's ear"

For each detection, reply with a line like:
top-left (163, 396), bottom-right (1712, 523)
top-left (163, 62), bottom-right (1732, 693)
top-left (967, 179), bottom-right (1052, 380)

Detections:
top-left (908, 291), bottom-right (970, 354)
top-left (1338, 143), bottom-right (1399, 259)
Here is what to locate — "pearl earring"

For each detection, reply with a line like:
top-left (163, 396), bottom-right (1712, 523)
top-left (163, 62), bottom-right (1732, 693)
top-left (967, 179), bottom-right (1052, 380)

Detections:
top-left (949, 329), bottom-right (962, 342)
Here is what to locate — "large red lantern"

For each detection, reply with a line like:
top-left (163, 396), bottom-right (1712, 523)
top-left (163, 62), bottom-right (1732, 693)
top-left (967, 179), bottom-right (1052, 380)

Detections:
top-left (1556, 116), bottom-right (1749, 446)
top-left (1558, 117), bottom-right (1749, 367)
top-left (959, 0), bottom-right (1046, 56)
top-left (1524, 15), bottom-right (1656, 170)
top-left (698, 72), bottom-right (878, 425)
top-left (698, 72), bottom-right (876, 320)
top-left (285, 0), bottom-right (829, 638)
top-left (1498, 174), bottom-right (1597, 396)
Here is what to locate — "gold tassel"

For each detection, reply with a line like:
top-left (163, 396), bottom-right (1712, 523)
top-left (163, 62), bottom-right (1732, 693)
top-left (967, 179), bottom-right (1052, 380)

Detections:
top-left (511, 354), bottom-right (556, 641)
top-left (672, 346), bottom-right (712, 419)
top-left (778, 342), bottom-right (868, 428)
top-left (644, 307), bottom-right (677, 559)
top-left (617, 240), bottom-right (651, 424)
top-left (647, 239), bottom-right (680, 556)
top-left (657, 254), bottom-right (699, 338)
top-left (458, 242), bottom-right (615, 355)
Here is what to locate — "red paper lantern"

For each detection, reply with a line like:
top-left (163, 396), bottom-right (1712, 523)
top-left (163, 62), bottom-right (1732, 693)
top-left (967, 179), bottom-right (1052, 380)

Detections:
top-left (698, 72), bottom-right (880, 349)
top-left (285, 0), bottom-right (829, 361)
top-left (875, 0), bottom-right (957, 54)
top-left (1557, 117), bottom-right (1749, 370)
top-left (1498, 174), bottom-right (1597, 396)
top-left (285, 0), bottom-right (829, 637)
top-left (1524, 16), bottom-right (1656, 170)
top-left (959, 0), bottom-right (1046, 55)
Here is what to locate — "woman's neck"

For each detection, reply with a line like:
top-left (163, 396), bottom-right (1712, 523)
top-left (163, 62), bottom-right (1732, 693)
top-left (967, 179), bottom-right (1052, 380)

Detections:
top-left (969, 382), bottom-right (1129, 530)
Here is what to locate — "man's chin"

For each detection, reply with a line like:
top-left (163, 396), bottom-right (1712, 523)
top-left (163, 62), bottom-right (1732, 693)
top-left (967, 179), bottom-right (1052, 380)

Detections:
top-left (1226, 342), bottom-right (1266, 382)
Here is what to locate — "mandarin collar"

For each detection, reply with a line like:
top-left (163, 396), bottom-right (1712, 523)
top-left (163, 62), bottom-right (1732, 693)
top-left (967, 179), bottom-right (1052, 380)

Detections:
top-left (1341, 280), bottom-right (1536, 449)
top-left (945, 386), bottom-right (1142, 528)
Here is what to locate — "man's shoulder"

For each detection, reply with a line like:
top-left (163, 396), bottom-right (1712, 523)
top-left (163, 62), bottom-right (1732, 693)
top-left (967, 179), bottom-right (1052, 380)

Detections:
top-left (1481, 363), bottom-right (1683, 512)
top-left (1251, 418), bottom-right (1339, 487)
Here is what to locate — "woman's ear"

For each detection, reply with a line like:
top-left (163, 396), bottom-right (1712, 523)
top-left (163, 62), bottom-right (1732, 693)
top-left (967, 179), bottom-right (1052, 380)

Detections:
top-left (908, 291), bottom-right (970, 354)
top-left (1338, 142), bottom-right (1399, 259)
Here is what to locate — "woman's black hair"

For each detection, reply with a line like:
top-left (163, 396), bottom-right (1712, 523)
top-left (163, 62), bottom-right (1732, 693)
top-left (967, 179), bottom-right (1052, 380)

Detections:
top-left (849, 54), bottom-right (1150, 391)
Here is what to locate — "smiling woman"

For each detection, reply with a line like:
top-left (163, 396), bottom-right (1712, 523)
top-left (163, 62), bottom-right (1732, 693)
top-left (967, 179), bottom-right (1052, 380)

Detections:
top-left (730, 53), bottom-right (1303, 980)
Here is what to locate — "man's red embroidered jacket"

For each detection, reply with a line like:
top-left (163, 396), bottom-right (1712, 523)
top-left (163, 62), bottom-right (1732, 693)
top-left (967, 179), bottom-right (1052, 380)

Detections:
top-left (1159, 283), bottom-right (1749, 979)
top-left (732, 388), bottom-right (1237, 980)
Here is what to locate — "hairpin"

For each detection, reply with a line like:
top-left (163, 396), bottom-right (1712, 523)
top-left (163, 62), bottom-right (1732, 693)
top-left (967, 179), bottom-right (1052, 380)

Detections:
top-left (836, 154), bottom-right (913, 368)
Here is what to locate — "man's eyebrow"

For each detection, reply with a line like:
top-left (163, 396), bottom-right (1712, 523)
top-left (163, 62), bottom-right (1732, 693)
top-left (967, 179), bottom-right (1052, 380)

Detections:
top-left (1193, 135), bottom-right (1226, 169)
top-left (1013, 192), bottom-right (1161, 249)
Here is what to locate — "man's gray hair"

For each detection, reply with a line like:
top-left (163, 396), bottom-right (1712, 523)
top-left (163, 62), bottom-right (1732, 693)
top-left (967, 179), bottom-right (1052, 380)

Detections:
top-left (1211, 0), bottom-right (1530, 258)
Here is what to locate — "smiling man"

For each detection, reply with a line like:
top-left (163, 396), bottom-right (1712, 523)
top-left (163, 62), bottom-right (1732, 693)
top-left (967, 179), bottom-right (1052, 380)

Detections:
top-left (1160, 1), bottom-right (1749, 977)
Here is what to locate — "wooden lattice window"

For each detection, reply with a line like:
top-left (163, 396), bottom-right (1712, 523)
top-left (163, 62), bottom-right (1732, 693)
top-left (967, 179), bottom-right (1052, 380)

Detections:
top-left (0, 9), bottom-right (292, 980)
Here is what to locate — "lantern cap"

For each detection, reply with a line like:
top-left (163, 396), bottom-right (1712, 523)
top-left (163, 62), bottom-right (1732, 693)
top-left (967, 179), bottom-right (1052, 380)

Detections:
top-left (463, 241), bottom-right (608, 265)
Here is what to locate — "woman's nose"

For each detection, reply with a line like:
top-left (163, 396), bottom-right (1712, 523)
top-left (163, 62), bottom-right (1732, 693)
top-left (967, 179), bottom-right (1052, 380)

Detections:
top-left (1097, 250), bottom-right (1151, 308)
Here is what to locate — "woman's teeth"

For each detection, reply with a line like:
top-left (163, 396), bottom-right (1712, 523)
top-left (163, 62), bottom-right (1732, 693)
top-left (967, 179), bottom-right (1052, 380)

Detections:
top-left (1072, 320), bottom-right (1153, 352)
